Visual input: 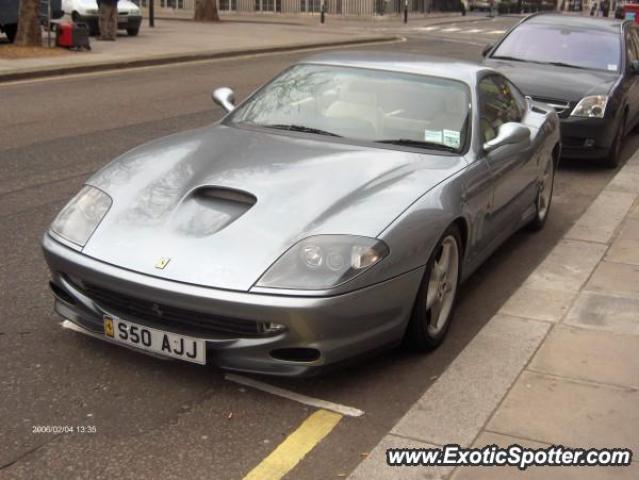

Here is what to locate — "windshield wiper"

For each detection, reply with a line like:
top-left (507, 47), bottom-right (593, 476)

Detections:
top-left (375, 139), bottom-right (458, 152)
top-left (543, 61), bottom-right (589, 70)
top-left (490, 55), bottom-right (529, 63)
top-left (262, 124), bottom-right (342, 137)
top-left (492, 56), bottom-right (590, 70)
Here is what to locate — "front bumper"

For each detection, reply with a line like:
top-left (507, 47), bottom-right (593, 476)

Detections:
top-left (42, 234), bottom-right (423, 377)
top-left (117, 15), bottom-right (141, 30)
top-left (559, 116), bottom-right (617, 159)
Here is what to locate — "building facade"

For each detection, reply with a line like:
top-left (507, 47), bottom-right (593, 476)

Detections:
top-left (139, 0), bottom-right (462, 17)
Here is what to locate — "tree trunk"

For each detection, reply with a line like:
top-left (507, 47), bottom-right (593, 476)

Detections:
top-left (194, 0), bottom-right (220, 21)
top-left (15, 0), bottom-right (42, 46)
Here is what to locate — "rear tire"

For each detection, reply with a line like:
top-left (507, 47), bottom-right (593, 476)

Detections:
top-left (405, 225), bottom-right (462, 351)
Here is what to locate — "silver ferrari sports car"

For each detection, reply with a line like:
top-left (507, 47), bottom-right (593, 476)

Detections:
top-left (43, 52), bottom-right (560, 376)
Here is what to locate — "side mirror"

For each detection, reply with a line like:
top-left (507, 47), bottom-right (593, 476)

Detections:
top-left (212, 87), bottom-right (236, 113)
top-left (483, 122), bottom-right (530, 152)
top-left (525, 95), bottom-right (533, 110)
top-left (481, 43), bottom-right (493, 58)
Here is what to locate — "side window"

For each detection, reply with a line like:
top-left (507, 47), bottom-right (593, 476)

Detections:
top-left (478, 76), bottom-right (522, 143)
top-left (507, 80), bottom-right (527, 118)
top-left (627, 28), bottom-right (639, 68)
top-left (626, 33), bottom-right (635, 64)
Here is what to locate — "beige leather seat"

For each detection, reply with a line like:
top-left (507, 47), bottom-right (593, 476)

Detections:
top-left (324, 81), bottom-right (382, 137)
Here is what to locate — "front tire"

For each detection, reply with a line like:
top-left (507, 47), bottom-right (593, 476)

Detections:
top-left (604, 116), bottom-right (625, 169)
top-left (405, 225), bottom-right (462, 351)
top-left (527, 154), bottom-right (555, 231)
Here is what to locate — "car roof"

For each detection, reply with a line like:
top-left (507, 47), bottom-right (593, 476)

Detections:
top-left (297, 51), bottom-right (493, 84)
top-left (523, 13), bottom-right (625, 34)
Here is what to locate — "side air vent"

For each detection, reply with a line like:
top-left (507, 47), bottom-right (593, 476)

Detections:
top-left (270, 348), bottom-right (322, 363)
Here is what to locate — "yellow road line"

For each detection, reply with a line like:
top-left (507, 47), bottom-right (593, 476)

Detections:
top-left (243, 409), bottom-right (342, 480)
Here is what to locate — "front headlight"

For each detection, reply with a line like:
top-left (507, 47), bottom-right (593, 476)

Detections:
top-left (256, 235), bottom-right (389, 290)
top-left (570, 95), bottom-right (608, 118)
top-left (50, 186), bottom-right (112, 247)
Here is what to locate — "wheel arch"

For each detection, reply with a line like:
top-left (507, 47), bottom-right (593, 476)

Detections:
top-left (552, 142), bottom-right (561, 167)
top-left (451, 216), bottom-right (469, 258)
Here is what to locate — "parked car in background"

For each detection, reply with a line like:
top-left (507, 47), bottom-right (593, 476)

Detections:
top-left (469, 0), bottom-right (491, 11)
top-left (0, 0), bottom-right (63, 43)
top-left (483, 14), bottom-right (639, 167)
top-left (43, 53), bottom-right (560, 376)
top-left (470, 0), bottom-right (555, 13)
top-left (62, 0), bottom-right (141, 36)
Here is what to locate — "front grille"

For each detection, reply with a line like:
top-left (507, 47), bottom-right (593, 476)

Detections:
top-left (531, 97), bottom-right (572, 118)
top-left (83, 283), bottom-right (264, 338)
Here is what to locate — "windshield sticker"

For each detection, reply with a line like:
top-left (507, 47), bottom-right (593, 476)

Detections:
top-left (425, 130), bottom-right (443, 143)
top-left (443, 130), bottom-right (461, 149)
top-left (607, 64), bottom-right (618, 71)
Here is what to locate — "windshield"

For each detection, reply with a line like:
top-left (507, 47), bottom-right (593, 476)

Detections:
top-left (228, 64), bottom-right (471, 152)
top-left (492, 23), bottom-right (621, 72)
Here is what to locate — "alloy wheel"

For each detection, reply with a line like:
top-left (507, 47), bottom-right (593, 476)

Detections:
top-left (537, 158), bottom-right (555, 221)
top-left (425, 236), bottom-right (460, 336)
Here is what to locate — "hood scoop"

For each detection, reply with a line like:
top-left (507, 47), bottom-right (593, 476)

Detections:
top-left (171, 186), bottom-right (257, 237)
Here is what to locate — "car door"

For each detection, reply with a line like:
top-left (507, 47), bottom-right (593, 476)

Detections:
top-left (478, 74), bottom-right (535, 246)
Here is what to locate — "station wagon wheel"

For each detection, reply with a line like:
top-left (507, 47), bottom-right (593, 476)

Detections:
top-left (405, 225), bottom-right (462, 351)
top-left (604, 115), bottom-right (625, 169)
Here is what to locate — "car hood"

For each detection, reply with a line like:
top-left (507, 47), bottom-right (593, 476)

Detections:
top-left (83, 125), bottom-right (466, 291)
top-left (117, 0), bottom-right (139, 12)
top-left (484, 59), bottom-right (619, 102)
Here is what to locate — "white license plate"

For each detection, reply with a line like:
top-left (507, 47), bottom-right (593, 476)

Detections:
top-left (103, 315), bottom-right (206, 365)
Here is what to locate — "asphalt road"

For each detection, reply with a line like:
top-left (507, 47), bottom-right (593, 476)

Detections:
top-left (1, 16), bottom-right (636, 480)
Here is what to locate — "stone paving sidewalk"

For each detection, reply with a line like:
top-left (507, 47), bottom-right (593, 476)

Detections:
top-left (350, 154), bottom-right (639, 479)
